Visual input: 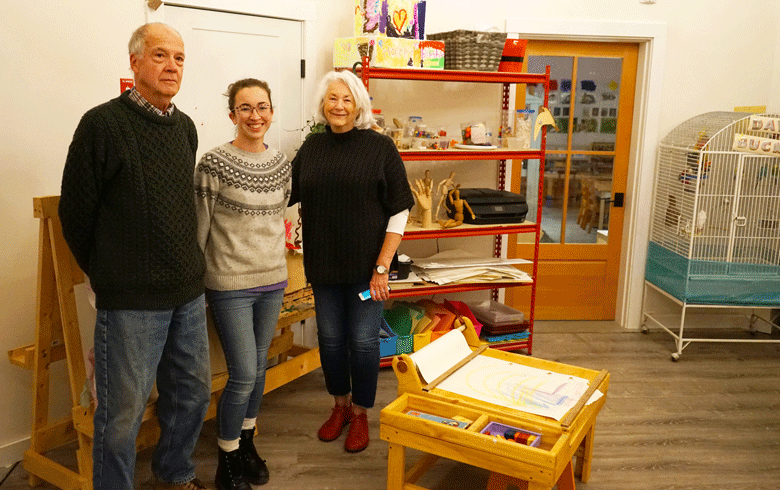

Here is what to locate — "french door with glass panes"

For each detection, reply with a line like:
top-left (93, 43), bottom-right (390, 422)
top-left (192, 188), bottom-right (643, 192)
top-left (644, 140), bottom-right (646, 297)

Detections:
top-left (507, 41), bottom-right (638, 320)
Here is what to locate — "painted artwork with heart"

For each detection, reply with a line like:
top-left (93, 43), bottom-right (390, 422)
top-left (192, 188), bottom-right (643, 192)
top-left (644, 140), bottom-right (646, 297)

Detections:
top-left (385, 0), bottom-right (419, 38)
top-left (354, 0), bottom-right (425, 39)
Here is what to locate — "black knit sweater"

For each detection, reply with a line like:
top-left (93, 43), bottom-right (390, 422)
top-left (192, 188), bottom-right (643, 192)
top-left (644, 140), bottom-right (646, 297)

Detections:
top-left (59, 91), bottom-right (205, 310)
top-left (290, 127), bottom-right (414, 284)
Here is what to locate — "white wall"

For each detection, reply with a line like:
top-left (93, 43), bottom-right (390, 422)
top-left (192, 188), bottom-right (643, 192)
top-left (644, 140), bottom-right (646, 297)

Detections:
top-left (2, 0), bottom-right (779, 467)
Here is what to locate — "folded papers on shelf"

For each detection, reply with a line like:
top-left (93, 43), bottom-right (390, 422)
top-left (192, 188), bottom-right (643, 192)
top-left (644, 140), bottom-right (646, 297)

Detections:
top-left (410, 249), bottom-right (531, 285)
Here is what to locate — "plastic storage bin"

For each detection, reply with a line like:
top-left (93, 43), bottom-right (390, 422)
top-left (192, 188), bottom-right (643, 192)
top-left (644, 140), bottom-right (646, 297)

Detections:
top-left (467, 300), bottom-right (524, 327)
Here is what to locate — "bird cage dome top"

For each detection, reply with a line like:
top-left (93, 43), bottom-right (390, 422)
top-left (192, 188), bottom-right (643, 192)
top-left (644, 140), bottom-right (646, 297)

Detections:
top-left (660, 111), bottom-right (754, 150)
top-left (660, 111), bottom-right (780, 153)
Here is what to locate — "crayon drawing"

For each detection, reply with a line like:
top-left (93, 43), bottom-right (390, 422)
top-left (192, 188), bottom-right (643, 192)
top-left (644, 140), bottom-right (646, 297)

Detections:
top-left (436, 355), bottom-right (590, 420)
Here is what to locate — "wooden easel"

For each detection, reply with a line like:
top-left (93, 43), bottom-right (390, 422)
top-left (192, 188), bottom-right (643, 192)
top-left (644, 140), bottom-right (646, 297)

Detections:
top-left (382, 329), bottom-right (609, 490)
top-left (8, 196), bottom-right (319, 490)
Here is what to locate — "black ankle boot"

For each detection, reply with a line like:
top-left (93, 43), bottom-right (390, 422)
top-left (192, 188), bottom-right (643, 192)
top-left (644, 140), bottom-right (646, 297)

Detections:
top-left (216, 448), bottom-right (252, 490)
top-left (239, 429), bottom-right (270, 486)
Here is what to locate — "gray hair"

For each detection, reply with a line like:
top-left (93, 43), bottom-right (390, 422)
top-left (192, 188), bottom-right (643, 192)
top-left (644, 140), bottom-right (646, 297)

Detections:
top-left (128, 23), bottom-right (182, 57)
top-left (312, 70), bottom-right (375, 130)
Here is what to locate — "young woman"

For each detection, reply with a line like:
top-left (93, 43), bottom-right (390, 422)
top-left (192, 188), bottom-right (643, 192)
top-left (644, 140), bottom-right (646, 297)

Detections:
top-left (289, 70), bottom-right (414, 453)
top-left (195, 79), bottom-right (291, 490)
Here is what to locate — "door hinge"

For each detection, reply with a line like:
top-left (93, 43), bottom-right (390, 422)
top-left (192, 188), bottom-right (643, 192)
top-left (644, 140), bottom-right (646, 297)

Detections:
top-left (300, 60), bottom-right (306, 78)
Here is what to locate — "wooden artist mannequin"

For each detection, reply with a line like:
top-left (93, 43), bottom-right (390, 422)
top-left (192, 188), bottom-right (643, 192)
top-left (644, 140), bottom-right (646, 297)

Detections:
top-left (411, 171), bottom-right (434, 228)
top-left (439, 185), bottom-right (475, 229)
top-left (434, 171), bottom-right (457, 220)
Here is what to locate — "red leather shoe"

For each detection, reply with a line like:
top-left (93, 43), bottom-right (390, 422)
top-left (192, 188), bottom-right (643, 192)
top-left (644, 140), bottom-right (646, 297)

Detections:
top-left (344, 413), bottom-right (369, 453)
top-left (317, 404), bottom-right (354, 442)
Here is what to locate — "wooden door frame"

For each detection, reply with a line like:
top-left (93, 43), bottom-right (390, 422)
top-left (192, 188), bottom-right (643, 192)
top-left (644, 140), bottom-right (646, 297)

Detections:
top-left (510, 41), bottom-right (636, 320)
top-left (504, 18), bottom-right (668, 330)
top-left (146, 0), bottom-right (317, 142)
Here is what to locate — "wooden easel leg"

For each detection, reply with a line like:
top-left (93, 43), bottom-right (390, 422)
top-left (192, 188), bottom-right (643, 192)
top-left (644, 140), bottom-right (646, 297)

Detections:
top-left (48, 217), bottom-right (88, 407)
top-left (574, 425), bottom-right (595, 483)
top-left (76, 432), bottom-right (93, 490)
top-left (386, 443), bottom-right (405, 490)
top-left (28, 219), bottom-right (57, 487)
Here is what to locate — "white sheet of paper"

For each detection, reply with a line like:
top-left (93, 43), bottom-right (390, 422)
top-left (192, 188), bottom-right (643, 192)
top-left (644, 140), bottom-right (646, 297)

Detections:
top-left (408, 329), bottom-right (472, 384)
top-left (435, 354), bottom-right (591, 421)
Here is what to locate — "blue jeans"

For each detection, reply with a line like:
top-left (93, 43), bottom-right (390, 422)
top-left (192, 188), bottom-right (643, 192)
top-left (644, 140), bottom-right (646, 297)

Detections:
top-left (311, 283), bottom-right (383, 409)
top-left (92, 294), bottom-right (210, 490)
top-left (207, 288), bottom-right (285, 441)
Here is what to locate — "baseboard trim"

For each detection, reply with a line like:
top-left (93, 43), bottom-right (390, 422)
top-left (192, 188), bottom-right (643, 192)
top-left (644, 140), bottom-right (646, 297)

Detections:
top-left (1, 437), bottom-right (28, 469)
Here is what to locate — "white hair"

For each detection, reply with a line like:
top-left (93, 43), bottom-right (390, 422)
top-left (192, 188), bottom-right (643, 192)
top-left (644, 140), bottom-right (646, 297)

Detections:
top-left (128, 23), bottom-right (182, 57)
top-left (312, 70), bottom-right (375, 130)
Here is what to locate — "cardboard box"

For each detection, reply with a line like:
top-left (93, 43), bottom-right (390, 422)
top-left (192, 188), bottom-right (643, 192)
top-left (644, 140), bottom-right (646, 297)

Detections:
top-left (284, 250), bottom-right (307, 294)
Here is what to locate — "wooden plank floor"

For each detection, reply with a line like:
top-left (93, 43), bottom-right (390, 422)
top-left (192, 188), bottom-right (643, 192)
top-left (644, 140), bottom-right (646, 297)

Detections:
top-left (3, 321), bottom-right (779, 490)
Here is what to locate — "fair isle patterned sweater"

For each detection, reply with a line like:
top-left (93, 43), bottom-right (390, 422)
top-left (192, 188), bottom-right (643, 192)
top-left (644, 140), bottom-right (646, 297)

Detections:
top-left (195, 142), bottom-right (291, 291)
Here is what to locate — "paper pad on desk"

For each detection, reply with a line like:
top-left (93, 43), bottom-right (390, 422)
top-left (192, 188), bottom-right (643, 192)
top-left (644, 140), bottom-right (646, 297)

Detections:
top-left (408, 329), bottom-right (603, 421)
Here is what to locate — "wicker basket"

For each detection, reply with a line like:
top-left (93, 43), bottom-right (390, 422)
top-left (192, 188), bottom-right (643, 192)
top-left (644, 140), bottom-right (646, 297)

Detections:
top-left (427, 30), bottom-right (507, 71)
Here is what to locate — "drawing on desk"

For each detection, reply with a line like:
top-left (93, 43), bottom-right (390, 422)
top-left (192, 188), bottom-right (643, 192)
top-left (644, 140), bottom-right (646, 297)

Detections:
top-left (436, 355), bottom-right (591, 421)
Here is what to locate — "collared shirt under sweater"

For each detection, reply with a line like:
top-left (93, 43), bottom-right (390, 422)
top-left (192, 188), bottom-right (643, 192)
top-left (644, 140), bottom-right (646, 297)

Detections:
top-left (58, 90), bottom-right (205, 310)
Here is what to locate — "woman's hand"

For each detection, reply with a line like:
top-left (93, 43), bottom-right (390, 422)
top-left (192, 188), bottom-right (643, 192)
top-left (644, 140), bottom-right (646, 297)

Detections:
top-left (369, 271), bottom-right (391, 301)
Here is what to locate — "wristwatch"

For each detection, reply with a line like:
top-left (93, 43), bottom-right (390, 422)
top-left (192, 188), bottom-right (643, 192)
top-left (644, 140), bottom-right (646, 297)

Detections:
top-left (375, 264), bottom-right (388, 275)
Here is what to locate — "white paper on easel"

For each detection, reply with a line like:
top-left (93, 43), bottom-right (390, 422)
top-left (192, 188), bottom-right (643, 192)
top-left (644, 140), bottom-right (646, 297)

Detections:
top-left (436, 355), bottom-right (591, 420)
top-left (408, 329), bottom-right (472, 384)
top-left (407, 329), bottom-right (600, 420)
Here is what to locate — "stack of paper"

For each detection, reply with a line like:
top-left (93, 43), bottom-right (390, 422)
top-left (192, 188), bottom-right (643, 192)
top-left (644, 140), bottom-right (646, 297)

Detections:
top-left (411, 250), bottom-right (532, 285)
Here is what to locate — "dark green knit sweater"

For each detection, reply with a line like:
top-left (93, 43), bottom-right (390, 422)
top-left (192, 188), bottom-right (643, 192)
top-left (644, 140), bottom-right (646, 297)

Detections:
top-left (290, 127), bottom-right (414, 284)
top-left (59, 91), bottom-right (205, 310)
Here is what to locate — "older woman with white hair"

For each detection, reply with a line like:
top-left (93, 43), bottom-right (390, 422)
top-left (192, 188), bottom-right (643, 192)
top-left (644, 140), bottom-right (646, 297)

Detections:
top-left (289, 70), bottom-right (414, 452)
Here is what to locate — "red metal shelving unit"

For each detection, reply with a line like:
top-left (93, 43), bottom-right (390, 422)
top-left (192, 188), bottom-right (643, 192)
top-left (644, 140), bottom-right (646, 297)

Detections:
top-left (359, 59), bottom-right (550, 362)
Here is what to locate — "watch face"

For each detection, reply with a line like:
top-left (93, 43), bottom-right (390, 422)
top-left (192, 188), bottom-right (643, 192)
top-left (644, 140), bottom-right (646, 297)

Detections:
top-left (376, 265), bottom-right (388, 274)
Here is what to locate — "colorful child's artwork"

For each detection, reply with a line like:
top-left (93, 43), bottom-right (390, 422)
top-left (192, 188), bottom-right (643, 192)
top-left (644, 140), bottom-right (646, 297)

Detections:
top-left (419, 40), bottom-right (444, 69)
top-left (333, 37), bottom-right (374, 68)
top-left (355, 0), bottom-right (426, 39)
top-left (375, 37), bottom-right (419, 68)
top-left (357, 0), bottom-right (384, 36)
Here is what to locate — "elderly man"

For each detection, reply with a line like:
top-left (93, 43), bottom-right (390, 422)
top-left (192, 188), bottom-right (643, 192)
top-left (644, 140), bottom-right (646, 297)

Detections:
top-left (59, 23), bottom-right (210, 490)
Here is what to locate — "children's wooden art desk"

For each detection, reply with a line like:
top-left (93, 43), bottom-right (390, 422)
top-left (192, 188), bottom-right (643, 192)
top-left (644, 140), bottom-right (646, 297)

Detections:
top-left (7, 196), bottom-right (318, 490)
top-left (380, 328), bottom-right (609, 490)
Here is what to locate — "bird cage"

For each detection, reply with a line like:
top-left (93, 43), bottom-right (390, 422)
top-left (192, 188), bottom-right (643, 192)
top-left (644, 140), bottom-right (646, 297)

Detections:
top-left (643, 111), bottom-right (780, 360)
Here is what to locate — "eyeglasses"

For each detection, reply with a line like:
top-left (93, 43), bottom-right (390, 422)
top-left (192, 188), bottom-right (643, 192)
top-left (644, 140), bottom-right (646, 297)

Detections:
top-left (233, 104), bottom-right (272, 117)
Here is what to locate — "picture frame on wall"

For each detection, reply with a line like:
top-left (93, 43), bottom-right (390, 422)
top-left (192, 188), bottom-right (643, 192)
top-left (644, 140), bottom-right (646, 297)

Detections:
top-left (592, 107), bottom-right (599, 117)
